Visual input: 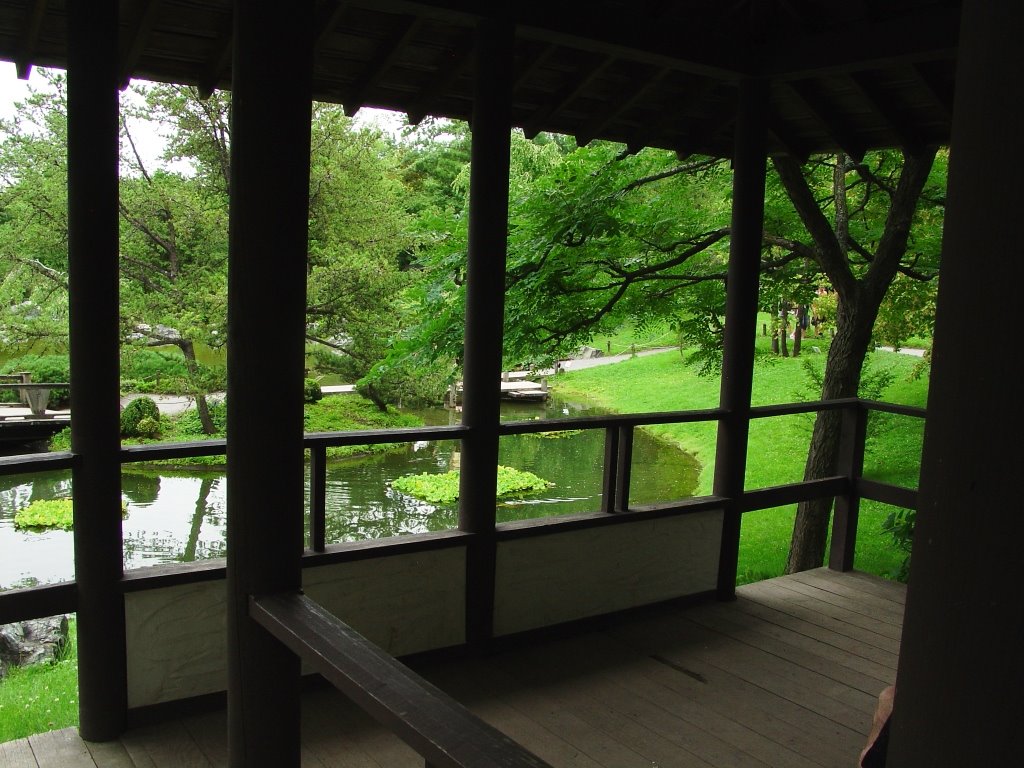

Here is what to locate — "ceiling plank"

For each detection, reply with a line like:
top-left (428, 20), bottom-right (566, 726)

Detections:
top-left (343, 15), bottom-right (421, 117)
top-left (15, 0), bottom-right (47, 80)
top-left (119, 0), bottom-right (162, 90)
top-left (624, 79), bottom-right (723, 155)
top-left (314, 1), bottom-right (349, 51)
top-left (522, 54), bottom-right (616, 139)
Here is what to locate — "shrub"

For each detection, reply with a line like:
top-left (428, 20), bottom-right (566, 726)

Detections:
top-left (0, 355), bottom-right (70, 408)
top-left (120, 397), bottom-right (161, 437)
top-left (303, 378), bottom-right (323, 403)
top-left (135, 416), bottom-right (161, 439)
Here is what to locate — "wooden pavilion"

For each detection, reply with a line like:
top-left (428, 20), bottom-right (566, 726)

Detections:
top-left (0, 1), bottom-right (1020, 766)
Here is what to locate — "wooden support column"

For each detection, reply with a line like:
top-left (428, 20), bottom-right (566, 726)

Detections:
top-left (66, 0), bottom-right (126, 741)
top-left (226, 3), bottom-right (313, 766)
top-left (713, 79), bottom-right (768, 600)
top-left (458, 17), bottom-right (513, 647)
top-left (888, 3), bottom-right (1023, 765)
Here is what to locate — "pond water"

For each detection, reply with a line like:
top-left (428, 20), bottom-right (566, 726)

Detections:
top-left (0, 396), bottom-right (699, 590)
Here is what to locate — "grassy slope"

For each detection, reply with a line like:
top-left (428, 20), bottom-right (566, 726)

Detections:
top-left (552, 334), bottom-right (927, 584)
top-left (0, 620), bottom-right (78, 743)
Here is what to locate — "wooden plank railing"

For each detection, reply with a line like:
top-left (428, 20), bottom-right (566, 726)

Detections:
top-left (250, 591), bottom-right (553, 768)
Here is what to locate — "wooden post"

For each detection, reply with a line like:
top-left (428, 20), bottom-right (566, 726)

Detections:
top-left (828, 404), bottom-right (866, 571)
top-left (458, 17), bottom-right (513, 647)
top-left (614, 425), bottom-right (633, 513)
top-left (888, 3), bottom-right (1024, 765)
top-left (600, 426), bottom-right (619, 514)
top-left (226, 3), bottom-right (313, 766)
top-left (713, 79), bottom-right (768, 600)
top-left (66, 0), bottom-right (126, 741)
top-left (310, 445), bottom-right (327, 552)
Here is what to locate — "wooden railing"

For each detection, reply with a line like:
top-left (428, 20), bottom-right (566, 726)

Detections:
top-left (0, 397), bottom-right (924, 763)
top-left (0, 397), bottom-right (924, 625)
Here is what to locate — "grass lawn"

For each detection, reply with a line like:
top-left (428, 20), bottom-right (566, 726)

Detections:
top-left (551, 331), bottom-right (927, 584)
top-left (0, 619), bottom-right (78, 743)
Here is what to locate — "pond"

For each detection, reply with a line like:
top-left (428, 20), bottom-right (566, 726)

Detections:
top-left (0, 396), bottom-right (699, 591)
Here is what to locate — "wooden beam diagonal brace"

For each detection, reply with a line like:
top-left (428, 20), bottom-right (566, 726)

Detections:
top-left (522, 54), bottom-right (616, 139)
top-left (575, 65), bottom-right (669, 147)
top-left (909, 62), bottom-right (954, 122)
top-left (344, 15), bottom-right (421, 117)
top-left (783, 80), bottom-right (866, 162)
top-left (15, 0), bottom-right (47, 80)
top-left (314, 0), bottom-right (348, 51)
top-left (119, 0), bottom-right (162, 90)
top-left (846, 71), bottom-right (923, 153)
top-left (407, 31), bottom-right (475, 125)
top-left (198, 25), bottom-right (233, 100)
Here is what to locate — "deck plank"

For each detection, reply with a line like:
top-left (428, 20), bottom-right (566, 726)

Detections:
top-left (0, 571), bottom-right (905, 768)
top-left (0, 738), bottom-right (38, 768)
top-left (26, 729), bottom-right (95, 768)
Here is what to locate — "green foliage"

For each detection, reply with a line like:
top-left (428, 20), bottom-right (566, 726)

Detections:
top-left (0, 618), bottom-right (78, 742)
top-left (120, 397), bottom-right (161, 437)
top-left (303, 396), bottom-right (422, 459)
top-left (881, 508), bottom-right (916, 581)
top-left (0, 355), bottom-right (70, 408)
top-left (392, 466), bottom-right (553, 505)
top-left (523, 429), bottom-right (583, 440)
top-left (13, 499), bottom-right (73, 531)
top-left (48, 426), bottom-right (71, 452)
top-left (303, 378), bottom-right (323, 403)
top-left (119, 348), bottom-right (227, 395)
top-left (168, 399), bottom-right (227, 439)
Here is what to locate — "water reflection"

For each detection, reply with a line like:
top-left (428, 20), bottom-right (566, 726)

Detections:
top-left (0, 398), bottom-right (699, 589)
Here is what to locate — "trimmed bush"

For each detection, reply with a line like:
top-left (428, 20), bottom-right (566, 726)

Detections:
top-left (304, 378), bottom-right (323, 403)
top-left (120, 397), bottom-right (161, 437)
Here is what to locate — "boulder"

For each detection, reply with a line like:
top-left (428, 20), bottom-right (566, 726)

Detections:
top-left (0, 616), bottom-right (69, 679)
top-left (577, 345), bottom-right (604, 359)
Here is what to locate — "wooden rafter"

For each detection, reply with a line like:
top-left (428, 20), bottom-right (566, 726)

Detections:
top-left (512, 42), bottom-right (558, 93)
top-left (522, 54), bottom-right (615, 139)
top-left (783, 80), bottom-right (865, 162)
top-left (15, 0), bottom-right (46, 80)
top-left (624, 79), bottom-right (721, 155)
top-left (119, 0), bottom-right (162, 90)
top-left (406, 32), bottom-right (474, 125)
top-left (575, 65), bottom-right (669, 147)
top-left (343, 15), bottom-right (421, 117)
top-left (765, 103), bottom-right (810, 162)
top-left (847, 71), bottom-right (922, 152)
top-left (314, 0), bottom-right (348, 51)
top-left (197, 25), bottom-right (233, 99)
top-left (910, 62), bottom-right (954, 122)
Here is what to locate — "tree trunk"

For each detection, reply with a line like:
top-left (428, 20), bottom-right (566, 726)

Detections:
top-left (179, 339), bottom-right (216, 435)
top-left (793, 305), bottom-right (805, 356)
top-left (779, 306), bottom-right (789, 357)
top-left (785, 296), bottom-right (874, 571)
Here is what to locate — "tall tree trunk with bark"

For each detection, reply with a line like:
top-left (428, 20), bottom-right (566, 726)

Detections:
top-left (776, 149), bottom-right (937, 573)
top-left (179, 338), bottom-right (216, 435)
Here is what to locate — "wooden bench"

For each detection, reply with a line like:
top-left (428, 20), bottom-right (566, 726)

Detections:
top-left (251, 592), bottom-right (553, 768)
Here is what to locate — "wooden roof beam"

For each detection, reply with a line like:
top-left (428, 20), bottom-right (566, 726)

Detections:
top-left (197, 26), bottom-right (233, 99)
top-left (762, 5), bottom-right (960, 80)
top-left (119, 0), bottom-right (162, 90)
top-left (522, 55), bottom-right (615, 140)
top-left (15, 0), bottom-right (47, 80)
top-left (783, 81), bottom-right (866, 162)
top-left (343, 15), bottom-right (421, 117)
top-left (575, 66), bottom-right (669, 147)
top-left (406, 32), bottom-right (474, 125)
top-left (765, 107), bottom-right (810, 163)
top-left (847, 72), bottom-right (924, 153)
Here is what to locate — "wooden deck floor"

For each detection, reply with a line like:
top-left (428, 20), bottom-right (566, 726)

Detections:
top-left (0, 568), bottom-right (905, 768)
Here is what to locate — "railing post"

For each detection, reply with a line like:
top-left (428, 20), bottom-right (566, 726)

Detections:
top-left (713, 78), bottom-right (768, 600)
top-left (66, 0), bottom-right (126, 741)
top-left (614, 425), bottom-right (634, 513)
top-left (829, 402), bottom-right (868, 571)
top-left (310, 446), bottom-right (327, 552)
top-left (457, 16), bottom-right (513, 647)
top-left (600, 426), bottom-right (619, 514)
